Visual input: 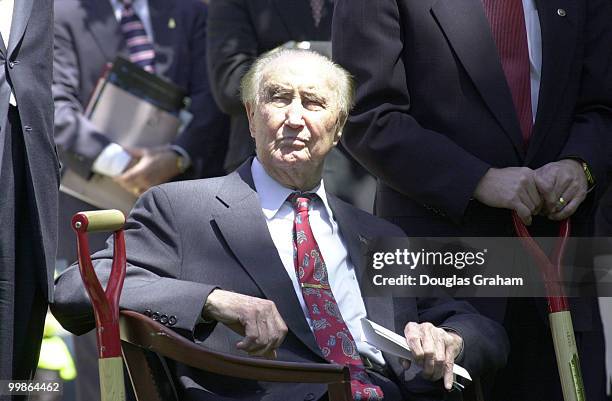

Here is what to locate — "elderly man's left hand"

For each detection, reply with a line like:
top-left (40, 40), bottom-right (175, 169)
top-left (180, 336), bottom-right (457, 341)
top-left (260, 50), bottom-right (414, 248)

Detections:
top-left (534, 159), bottom-right (587, 220)
top-left (114, 145), bottom-right (182, 196)
top-left (403, 322), bottom-right (463, 391)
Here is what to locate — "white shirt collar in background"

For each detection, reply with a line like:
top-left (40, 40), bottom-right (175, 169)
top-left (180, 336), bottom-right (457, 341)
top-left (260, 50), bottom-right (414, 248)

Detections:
top-left (108, 0), bottom-right (154, 42)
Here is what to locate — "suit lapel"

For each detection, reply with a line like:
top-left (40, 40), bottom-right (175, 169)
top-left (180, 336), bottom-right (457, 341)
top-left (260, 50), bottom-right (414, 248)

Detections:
top-left (212, 163), bottom-right (324, 359)
top-left (7, 0), bottom-right (33, 57)
top-left (83, 0), bottom-right (124, 61)
top-left (431, 0), bottom-right (525, 157)
top-left (327, 196), bottom-right (401, 373)
top-left (526, 0), bottom-right (578, 163)
top-left (148, 0), bottom-right (176, 73)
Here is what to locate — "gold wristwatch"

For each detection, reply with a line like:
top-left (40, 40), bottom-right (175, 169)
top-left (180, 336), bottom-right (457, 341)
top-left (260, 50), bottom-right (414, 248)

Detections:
top-left (170, 145), bottom-right (191, 174)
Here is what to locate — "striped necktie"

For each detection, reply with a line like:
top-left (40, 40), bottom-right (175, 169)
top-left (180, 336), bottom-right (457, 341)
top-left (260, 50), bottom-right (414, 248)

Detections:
top-left (290, 193), bottom-right (384, 401)
top-left (120, 0), bottom-right (156, 73)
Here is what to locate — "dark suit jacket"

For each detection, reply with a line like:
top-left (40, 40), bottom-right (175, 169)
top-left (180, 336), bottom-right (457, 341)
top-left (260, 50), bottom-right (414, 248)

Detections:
top-left (53, 0), bottom-right (229, 179)
top-left (207, 0), bottom-right (333, 171)
top-left (333, 0), bottom-right (612, 236)
top-left (52, 160), bottom-right (508, 401)
top-left (0, 0), bottom-right (59, 301)
top-left (333, 1), bottom-right (612, 398)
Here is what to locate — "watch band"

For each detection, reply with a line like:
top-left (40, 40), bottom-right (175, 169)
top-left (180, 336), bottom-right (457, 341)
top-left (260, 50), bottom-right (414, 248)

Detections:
top-left (170, 145), bottom-right (191, 174)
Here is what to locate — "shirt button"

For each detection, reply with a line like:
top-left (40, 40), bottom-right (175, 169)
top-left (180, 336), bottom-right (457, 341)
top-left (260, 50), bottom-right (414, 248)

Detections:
top-left (8, 61), bottom-right (15, 68)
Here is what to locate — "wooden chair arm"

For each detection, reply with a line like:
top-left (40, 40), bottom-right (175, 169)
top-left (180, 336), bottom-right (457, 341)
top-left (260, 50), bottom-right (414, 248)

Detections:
top-left (119, 310), bottom-right (350, 385)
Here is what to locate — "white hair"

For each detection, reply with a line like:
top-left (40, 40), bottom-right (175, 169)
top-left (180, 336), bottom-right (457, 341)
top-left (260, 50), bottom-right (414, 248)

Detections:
top-left (240, 49), bottom-right (355, 123)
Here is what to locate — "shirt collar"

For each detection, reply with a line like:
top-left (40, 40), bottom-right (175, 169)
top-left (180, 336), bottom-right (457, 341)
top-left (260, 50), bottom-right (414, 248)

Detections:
top-left (251, 157), bottom-right (334, 222)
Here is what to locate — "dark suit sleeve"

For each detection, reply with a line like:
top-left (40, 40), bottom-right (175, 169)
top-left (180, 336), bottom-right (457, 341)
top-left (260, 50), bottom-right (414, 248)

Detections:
top-left (51, 186), bottom-right (217, 340)
top-left (559, 0), bottom-right (612, 201)
top-left (172, 2), bottom-right (229, 177)
top-left (356, 208), bottom-right (508, 380)
top-left (332, 0), bottom-right (491, 222)
top-left (206, 0), bottom-right (257, 116)
top-left (52, 5), bottom-right (112, 178)
top-left (414, 298), bottom-right (509, 378)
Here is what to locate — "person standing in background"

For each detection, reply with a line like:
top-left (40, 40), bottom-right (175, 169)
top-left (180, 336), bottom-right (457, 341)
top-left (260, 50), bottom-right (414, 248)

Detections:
top-left (333, 0), bottom-right (612, 399)
top-left (0, 0), bottom-right (59, 396)
top-left (53, 0), bottom-right (230, 270)
top-left (52, 2), bottom-right (229, 399)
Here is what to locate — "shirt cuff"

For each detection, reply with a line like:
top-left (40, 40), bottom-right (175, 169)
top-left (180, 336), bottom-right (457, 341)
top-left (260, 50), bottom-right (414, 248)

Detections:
top-left (91, 143), bottom-right (132, 177)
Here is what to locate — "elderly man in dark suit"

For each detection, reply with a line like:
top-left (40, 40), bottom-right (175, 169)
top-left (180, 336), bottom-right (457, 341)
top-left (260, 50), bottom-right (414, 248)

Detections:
top-left (0, 0), bottom-right (59, 387)
top-left (332, 0), bottom-right (612, 400)
top-left (53, 50), bottom-right (508, 401)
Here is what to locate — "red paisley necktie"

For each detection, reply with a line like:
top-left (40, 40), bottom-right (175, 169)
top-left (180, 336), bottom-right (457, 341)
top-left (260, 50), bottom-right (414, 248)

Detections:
top-left (483, 0), bottom-right (533, 145)
top-left (290, 193), bottom-right (384, 401)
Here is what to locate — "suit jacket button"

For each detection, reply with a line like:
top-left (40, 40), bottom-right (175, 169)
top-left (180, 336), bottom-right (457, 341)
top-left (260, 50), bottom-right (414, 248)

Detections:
top-left (304, 393), bottom-right (315, 401)
top-left (557, 8), bottom-right (566, 17)
top-left (143, 309), bottom-right (152, 317)
top-left (160, 314), bottom-right (168, 325)
top-left (168, 316), bottom-right (177, 326)
top-left (8, 61), bottom-right (14, 68)
top-left (152, 312), bottom-right (160, 321)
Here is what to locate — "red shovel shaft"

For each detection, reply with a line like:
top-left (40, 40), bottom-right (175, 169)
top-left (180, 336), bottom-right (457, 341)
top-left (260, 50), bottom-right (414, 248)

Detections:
top-left (512, 212), bottom-right (585, 401)
top-left (73, 209), bottom-right (127, 401)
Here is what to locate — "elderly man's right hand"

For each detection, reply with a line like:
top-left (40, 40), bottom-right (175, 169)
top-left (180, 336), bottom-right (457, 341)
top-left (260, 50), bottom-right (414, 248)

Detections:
top-left (202, 289), bottom-right (288, 359)
top-left (474, 167), bottom-right (542, 225)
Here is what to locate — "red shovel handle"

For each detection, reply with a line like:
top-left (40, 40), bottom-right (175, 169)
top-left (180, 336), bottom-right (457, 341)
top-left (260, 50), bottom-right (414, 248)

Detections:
top-left (511, 212), bottom-right (570, 313)
top-left (72, 210), bottom-right (126, 358)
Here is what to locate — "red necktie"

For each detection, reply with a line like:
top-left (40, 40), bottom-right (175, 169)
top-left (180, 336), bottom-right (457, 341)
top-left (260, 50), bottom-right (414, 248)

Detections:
top-left (310, 0), bottom-right (325, 27)
top-left (120, 0), bottom-right (156, 73)
top-left (290, 193), bottom-right (384, 401)
top-left (483, 0), bottom-right (533, 145)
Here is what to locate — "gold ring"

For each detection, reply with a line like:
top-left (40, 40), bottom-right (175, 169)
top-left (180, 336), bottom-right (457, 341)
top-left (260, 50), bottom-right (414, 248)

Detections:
top-left (556, 196), bottom-right (567, 211)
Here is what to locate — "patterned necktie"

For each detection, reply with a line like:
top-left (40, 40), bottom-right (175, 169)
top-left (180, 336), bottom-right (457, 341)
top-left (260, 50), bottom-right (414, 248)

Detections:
top-left (483, 0), bottom-right (533, 145)
top-left (289, 193), bottom-right (384, 401)
top-left (120, 0), bottom-right (156, 73)
top-left (310, 0), bottom-right (325, 28)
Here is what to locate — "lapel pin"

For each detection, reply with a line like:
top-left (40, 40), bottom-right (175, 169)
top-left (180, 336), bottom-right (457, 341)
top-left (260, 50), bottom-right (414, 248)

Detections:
top-left (168, 18), bottom-right (176, 29)
top-left (557, 8), bottom-right (566, 17)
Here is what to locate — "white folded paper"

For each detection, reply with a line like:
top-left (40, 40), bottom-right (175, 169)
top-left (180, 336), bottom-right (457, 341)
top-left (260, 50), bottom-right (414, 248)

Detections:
top-left (361, 318), bottom-right (472, 384)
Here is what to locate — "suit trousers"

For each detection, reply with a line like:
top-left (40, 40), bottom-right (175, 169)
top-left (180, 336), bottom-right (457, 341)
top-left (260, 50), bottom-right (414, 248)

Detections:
top-left (0, 106), bottom-right (48, 398)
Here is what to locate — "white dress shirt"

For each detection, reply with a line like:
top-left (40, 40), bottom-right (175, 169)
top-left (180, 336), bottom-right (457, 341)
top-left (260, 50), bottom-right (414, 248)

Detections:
top-left (0, 0), bottom-right (17, 106)
top-left (251, 158), bottom-right (384, 365)
top-left (522, 0), bottom-right (542, 121)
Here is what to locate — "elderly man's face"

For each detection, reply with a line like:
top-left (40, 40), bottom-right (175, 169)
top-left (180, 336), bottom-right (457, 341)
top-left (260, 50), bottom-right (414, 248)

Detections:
top-left (246, 57), bottom-right (341, 177)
